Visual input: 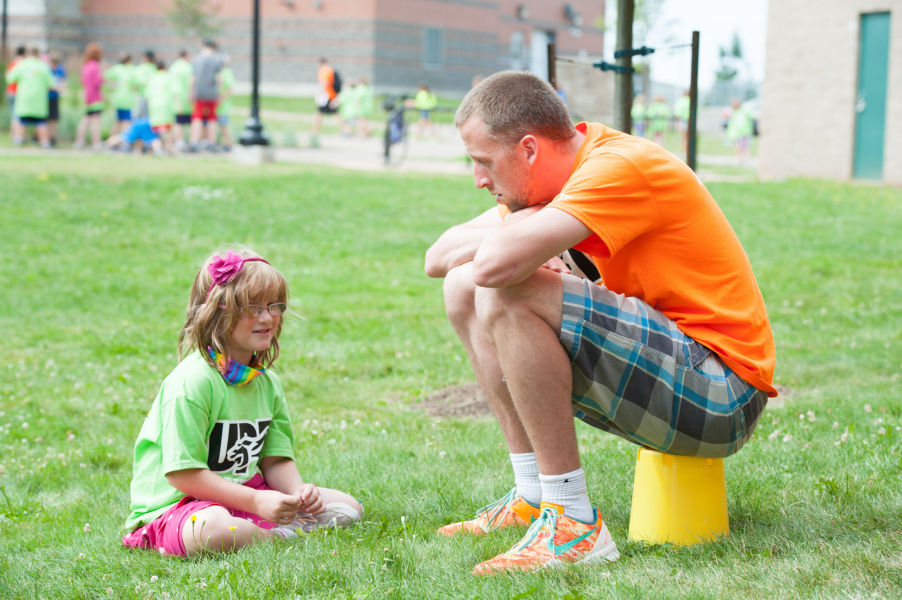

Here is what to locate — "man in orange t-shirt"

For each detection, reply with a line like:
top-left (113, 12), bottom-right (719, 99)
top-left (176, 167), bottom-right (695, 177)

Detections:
top-left (310, 57), bottom-right (342, 147)
top-left (425, 71), bottom-right (776, 575)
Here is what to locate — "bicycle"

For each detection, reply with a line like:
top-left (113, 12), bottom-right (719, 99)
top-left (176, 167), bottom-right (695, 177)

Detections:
top-left (382, 94), bottom-right (409, 166)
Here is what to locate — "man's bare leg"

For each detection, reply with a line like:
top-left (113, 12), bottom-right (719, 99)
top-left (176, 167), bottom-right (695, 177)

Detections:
top-left (475, 268), bottom-right (594, 523)
top-left (444, 263), bottom-right (531, 453)
top-left (474, 268), bottom-right (578, 474)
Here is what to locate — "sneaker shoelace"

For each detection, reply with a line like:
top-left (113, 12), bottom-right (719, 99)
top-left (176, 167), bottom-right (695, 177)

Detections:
top-left (512, 506), bottom-right (558, 554)
top-left (474, 487), bottom-right (520, 533)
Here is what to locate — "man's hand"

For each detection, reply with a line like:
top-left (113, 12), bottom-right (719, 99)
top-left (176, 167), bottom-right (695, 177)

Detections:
top-left (502, 202), bottom-right (547, 224)
top-left (541, 255), bottom-right (571, 274)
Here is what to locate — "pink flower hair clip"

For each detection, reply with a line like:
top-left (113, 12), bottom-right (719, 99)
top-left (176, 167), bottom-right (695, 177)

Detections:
top-left (205, 250), bottom-right (270, 300)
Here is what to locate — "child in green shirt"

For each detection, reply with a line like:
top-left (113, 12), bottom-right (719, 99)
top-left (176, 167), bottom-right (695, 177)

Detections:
top-left (122, 248), bottom-right (362, 557)
top-left (105, 52), bottom-right (135, 135)
top-left (6, 49), bottom-right (54, 148)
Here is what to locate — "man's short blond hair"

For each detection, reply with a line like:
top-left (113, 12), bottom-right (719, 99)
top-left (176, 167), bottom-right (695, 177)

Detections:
top-left (455, 71), bottom-right (576, 147)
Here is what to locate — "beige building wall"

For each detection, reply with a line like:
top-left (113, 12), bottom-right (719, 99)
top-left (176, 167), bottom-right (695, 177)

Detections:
top-left (759, 0), bottom-right (901, 183)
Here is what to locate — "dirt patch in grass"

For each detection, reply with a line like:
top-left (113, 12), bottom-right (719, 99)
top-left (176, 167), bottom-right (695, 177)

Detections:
top-left (767, 384), bottom-right (796, 409)
top-left (415, 382), bottom-right (493, 419)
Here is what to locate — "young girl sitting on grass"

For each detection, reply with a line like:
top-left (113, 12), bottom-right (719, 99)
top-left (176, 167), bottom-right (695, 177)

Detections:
top-left (123, 248), bottom-right (362, 556)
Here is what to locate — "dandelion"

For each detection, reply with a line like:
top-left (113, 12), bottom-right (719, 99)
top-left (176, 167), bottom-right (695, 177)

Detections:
top-left (229, 526), bottom-right (237, 532)
top-left (59, 193), bottom-right (67, 201)
top-left (38, 173), bottom-right (49, 181)
top-left (190, 514), bottom-right (197, 523)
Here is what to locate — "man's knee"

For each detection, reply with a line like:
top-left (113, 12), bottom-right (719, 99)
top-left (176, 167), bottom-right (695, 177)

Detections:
top-left (475, 270), bottom-right (564, 337)
top-left (443, 263), bottom-right (477, 326)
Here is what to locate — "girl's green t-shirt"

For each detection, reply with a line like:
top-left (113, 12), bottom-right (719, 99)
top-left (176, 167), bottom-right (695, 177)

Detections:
top-left (124, 351), bottom-right (296, 531)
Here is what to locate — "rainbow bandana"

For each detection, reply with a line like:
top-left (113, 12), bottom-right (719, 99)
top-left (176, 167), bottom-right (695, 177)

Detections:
top-left (208, 347), bottom-right (266, 386)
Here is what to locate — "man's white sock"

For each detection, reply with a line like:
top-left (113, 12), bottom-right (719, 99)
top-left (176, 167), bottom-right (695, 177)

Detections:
top-left (539, 468), bottom-right (594, 523)
top-left (510, 452), bottom-right (542, 506)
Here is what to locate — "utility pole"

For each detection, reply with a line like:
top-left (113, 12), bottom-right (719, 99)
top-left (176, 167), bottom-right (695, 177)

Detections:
top-left (687, 31), bottom-right (700, 171)
top-left (613, 0), bottom-right (634, 133)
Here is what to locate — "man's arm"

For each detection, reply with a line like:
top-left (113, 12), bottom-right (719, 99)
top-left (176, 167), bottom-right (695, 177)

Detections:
top-left (424, 206), bottom-right (503, 278)
top-left (472, 207), bottom-right (592, 288)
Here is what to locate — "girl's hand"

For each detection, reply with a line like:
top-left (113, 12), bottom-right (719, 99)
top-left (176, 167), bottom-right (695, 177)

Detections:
top-left (253, 490), bottom-right (302, 524)
top-left (297, 483), bottom-right (323, 515)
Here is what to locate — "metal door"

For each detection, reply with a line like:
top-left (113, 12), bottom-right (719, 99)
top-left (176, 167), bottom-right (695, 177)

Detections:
top-left (853, 12), bottom-right (891, 179)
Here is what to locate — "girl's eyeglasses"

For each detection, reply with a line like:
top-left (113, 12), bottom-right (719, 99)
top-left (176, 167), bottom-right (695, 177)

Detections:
top-left (219, 303), bottom-right (287, 318)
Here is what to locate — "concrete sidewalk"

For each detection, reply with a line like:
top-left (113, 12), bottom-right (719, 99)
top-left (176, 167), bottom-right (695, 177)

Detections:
top-left (273, 126), bottom-right (472, 176)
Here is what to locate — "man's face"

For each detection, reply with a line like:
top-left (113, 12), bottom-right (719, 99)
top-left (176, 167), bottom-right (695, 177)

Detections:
top-left (460, 117), bottom-right (534, 212)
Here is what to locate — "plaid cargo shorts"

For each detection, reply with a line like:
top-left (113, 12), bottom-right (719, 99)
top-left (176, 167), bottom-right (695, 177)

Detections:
top-left (559, 274), bottom-right (768, 458)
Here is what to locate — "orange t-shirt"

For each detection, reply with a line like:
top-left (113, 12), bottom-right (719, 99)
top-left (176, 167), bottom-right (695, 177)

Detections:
top-left (317, 65), bottom-right (336, 101)
top-left (5, 57), bottom-right (23, 95)
top-left (548, 122), bottom-right (776, 396)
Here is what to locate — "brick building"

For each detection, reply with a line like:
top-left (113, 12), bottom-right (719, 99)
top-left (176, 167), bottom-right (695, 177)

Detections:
top-left (4, 0), bottom-right (610, 109)
top-left (759, 1), bottom-right (900, 183)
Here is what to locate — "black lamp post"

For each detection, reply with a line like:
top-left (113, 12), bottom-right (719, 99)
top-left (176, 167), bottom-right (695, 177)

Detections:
top-left (239, 0), bottom-right (268, 146)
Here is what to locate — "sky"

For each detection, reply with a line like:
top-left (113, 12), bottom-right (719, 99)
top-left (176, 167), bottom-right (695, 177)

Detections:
top-left (607, 0), bottom-right (770, 91)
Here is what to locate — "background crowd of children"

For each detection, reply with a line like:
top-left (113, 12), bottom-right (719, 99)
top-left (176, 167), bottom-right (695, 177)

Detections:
top-left (4, 37), bottom-right (234, 155)
top-left (630, 90), bottom-right (756, 163)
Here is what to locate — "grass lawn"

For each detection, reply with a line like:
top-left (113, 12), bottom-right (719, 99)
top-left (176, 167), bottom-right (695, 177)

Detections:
top-left (0, 153), bottom-right (900, 599)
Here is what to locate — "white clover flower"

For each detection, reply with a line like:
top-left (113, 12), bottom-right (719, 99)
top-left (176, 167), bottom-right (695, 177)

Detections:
top-left (150, 576), bottom-right (158, 583)
top-left (768, 430), bottom-right (780, 441)
top-left (864, 404), bottom-right (872, 413)
top-left (782, 434), bottom-right (792, 443)
top-left (83, 523), bottom-right (90, 533)
top-left (807, 411), bottom-right (816, 422)
top-left (878, 428), bottom-right (886, 435)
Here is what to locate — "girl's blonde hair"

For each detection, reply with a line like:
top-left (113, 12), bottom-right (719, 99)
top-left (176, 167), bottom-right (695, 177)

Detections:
top-left (178, 247), bottom-right (288, 370)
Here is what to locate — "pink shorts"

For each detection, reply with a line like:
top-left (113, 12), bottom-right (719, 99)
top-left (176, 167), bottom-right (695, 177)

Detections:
top-left (121, 473), bottom-right (277, 557)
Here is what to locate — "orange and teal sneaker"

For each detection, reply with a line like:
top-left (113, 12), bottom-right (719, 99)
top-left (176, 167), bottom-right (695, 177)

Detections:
top-left (472, 502), bottom-right (619, 575)
top-left (437, 488), bottom-right (540, 536)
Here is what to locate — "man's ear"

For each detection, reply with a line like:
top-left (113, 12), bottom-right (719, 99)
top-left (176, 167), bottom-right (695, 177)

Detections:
top-left (520, 135), bottom-right (539, 165)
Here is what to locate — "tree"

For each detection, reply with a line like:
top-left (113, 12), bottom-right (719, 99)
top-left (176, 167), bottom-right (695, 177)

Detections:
top-left (167, 0), bottom-right (221, 40)
top-left (715, 31), bottom-right (747, 82)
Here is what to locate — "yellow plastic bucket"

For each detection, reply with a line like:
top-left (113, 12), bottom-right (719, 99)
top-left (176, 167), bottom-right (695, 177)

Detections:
top-left (627, 448), bottom-right (729, 545)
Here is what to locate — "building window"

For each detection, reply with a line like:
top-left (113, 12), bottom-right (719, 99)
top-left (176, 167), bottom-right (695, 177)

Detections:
top-left (510, 31), bottom-right (526, 70)
top-left (423, 26), bottom-right (443, 69)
